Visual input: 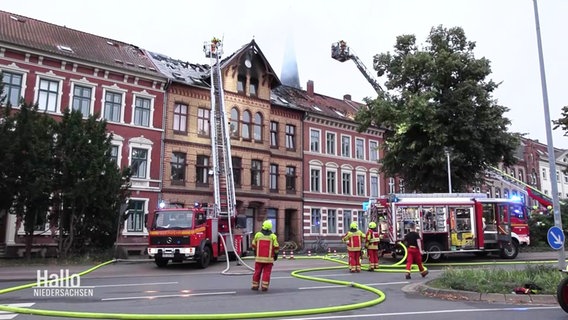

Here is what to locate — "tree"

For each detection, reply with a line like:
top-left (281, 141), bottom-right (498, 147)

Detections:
top-left (53, 109), bottom-right (131, 258)
top-left (356, 25), bottom-right (519, 192)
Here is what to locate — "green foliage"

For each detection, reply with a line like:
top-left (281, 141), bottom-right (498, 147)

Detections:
top-left (528, 201), bottom-right (568, 247)
top-left (356, 25), bottom-right (519, 192)
top-left (431, 264), bottom-right (563, 294)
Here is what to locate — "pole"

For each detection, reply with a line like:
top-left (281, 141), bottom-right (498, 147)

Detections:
top-left (445, 148), bottom-right (452, 193)
top-left (532, 0), bottom-right (565, 270)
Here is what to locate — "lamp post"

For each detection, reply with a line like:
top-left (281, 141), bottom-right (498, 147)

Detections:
top-left (444, 147), bottom-right (452, 193)
top-left (532, 0), bottom-right (565, 269)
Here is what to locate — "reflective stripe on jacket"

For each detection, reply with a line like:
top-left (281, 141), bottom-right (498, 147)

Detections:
top-left (252, 232), bottom-right (279, 263)
top-left (342, 230), bottom-right (364, 251)
top-left (366, 229), bottom-right (380, 250)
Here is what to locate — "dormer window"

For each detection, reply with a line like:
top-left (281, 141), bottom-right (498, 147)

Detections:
top-left (250, 78), bottom-right (259, 97)
top-left (237, 75), bottom-right (246, 93)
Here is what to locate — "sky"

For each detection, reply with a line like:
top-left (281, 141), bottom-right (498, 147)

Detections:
top-left (3, 0), bottom-right (568, 148)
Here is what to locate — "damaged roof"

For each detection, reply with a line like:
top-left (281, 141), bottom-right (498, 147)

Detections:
top-left (145, 50), bottom-right (210, 88)
top-left (0, 11), bottom-right (159, 77)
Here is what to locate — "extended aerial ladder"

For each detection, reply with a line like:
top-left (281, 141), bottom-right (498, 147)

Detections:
top-left (486, 166), bottom-right (553, 208)
top-left (331, 40), bottom-right (383, 94)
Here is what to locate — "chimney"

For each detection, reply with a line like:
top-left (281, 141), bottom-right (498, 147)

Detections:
top-left (343, 94), bottom-right (351, 101)
top-left (307, 80), bottom-right (314, 96)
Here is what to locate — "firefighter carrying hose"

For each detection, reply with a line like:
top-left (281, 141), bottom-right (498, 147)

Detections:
top-left (251, 220), bottom-right (279, 292)
top-left (342, 222), bottom-right (365, 273)
top-left (365, 221), bottom-right (380, 271)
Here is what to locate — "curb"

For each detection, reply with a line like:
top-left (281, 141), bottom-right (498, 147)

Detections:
top-left (403, 280), bottom-right (558, 305)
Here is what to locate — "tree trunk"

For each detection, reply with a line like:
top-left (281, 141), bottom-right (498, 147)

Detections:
top-left (25, 232), bottom-right (32, 260)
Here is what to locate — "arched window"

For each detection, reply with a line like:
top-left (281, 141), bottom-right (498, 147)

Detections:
top-left (230, 107), bottom-right (239, 137)
top-left (242, 110), bottom-right (251, 140)
top-left (253, 112), bottom-right (262, 141)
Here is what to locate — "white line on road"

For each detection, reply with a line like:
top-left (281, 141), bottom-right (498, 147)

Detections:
top-left (298, 281), bottom-right (408, 290)
top-left (93, 281), bottom-right (178, 288)
top-left (100, 291), bottom-right (236, 301)
top-left (278, 306), bottom-right (560, 320)
top-left (0, 303), bottom-right (35, 319)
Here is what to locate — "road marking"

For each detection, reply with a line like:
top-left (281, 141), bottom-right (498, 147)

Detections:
top-left (93, 281), bottom-right (178, 288)
top-left (0, 303), bottom-right (35, 319)
top-left (273, 273), bottom-right (353, 280)
top-left (278, 306), bottom-right (560, 319)
top-left (101, 291), bottom-right (236, 301)
top-left (299, 281), bottom-right (408, 290)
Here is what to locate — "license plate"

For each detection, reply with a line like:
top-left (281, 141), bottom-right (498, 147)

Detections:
top-left (162, 253), bottom-right (174, 258)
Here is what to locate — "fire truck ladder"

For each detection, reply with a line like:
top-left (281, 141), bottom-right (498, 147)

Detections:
top-left (486, 166), bottom-right (553, 208)
top-left (207, 40), bottom-right (236, 219)
top-left (331, 40), bottom-right (383, 94)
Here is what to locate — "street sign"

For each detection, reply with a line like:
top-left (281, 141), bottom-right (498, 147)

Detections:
top-left (362, 201), bottom-right (369, 211)
top-left (547, 226), bottom-right (565, 250)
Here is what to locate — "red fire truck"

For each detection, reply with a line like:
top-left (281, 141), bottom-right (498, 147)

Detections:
top-left (147, 203), bottom-right (249, 268)
top-left (369, 193), bottom-right (523, 262)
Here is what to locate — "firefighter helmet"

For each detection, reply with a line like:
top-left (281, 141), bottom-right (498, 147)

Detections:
top-left (262, 220), bottom-right (272, 230)
top-left (350, 222), bottom-right (358, 230)
top-left (369, 222), bottom-right (377, 229)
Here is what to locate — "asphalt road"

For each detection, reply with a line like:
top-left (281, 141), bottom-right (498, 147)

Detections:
top-left (0, 252), bottom-right (567, 320)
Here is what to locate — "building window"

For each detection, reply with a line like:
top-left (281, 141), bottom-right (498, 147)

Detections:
top-left (495, 187), bottom-right (501, 198)
top-left (355, 138), bottom-right (364, 160)
top-left (251, 160), bottom-right (262, 187)
top-left (310, 129), bottom-right (320, 152)
top-left (310, 168), bottom-right (321, 192)
top-left (286, 166), bottom-right (296, 192)
top-left (388, 177), bottom-right (395, 193)
top-left (370, 176), bottom-right (379, 197)
top-left (356, 174), bottom-right (365, 196)
top-left (171, 152), bottom-right (186, 185)
top-left (232, 157), bottom-right (242, 187)
top-left (198, 107), bottom-right (210, 136)
top-left (285, 124), bottom-right (296, 150)
top-left (542, 168), bottom-right (547, 180)
top-left (2, 71), bottom-right (23, 107)
top-left (230, 107), bottom-right (239, 137)
top-left (369, 141), bottom-right (378, 162)
top-left (326, 132), bottom-right (336, 155)
top-left (250, 78), bottom-right (259, 97)
top-left (327, 209), bottom-right (337, 233)
top-left (127, 200), bottom-right (145, 232)
top-left (37, 78), bottom-right (59, 112)
top-left (134, 96), bottom-right (151, 127)
top-left (173, 103), bottom-right (187, 133)
top-left (270, 121), bottom-right (278, 147)
top-left (242, 111), bottom-right (251, 140)
top-left (311, 208), bottom-right (321, 233)
top-left (557, 171), bottom-right (560, 181)
top-left (341, 136), bottom-right (351, 157)
top-left (327, 171), bottom-right (336, 194)
top-left (343, 210), bottom-right (352, 233)
top-left (358, 210), bottom-right (366, 230)
top-left (104, 91), bottom-right (122, 122)
top-left (342, 172), bottom-right (351, 195)
top-left (109, 145), bottom-right (119, 164)
top-left (237, 75), bottom-right (246, 93)
top-left (253, 112), bottom-right (263, 141)
top-left (518, 169), bottom-right (524, 182)
top-left (531, 169), bottom-right (537, 185)
top-left (399, 179), bottom-right (405, 193)
top-left (196, 155), bottom-right (210, 185)
top-left (71, 85), bottom-right (92, 117)
top-left (269, 164), bottom-right (278, 191)
top-left (131, 148), bottom-right (148, 179)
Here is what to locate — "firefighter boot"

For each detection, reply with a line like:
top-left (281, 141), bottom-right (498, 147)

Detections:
top-left (261, 287), bottom-right (268, 292)
top-left (251, 286), bottom-right (259, 291)
top-left (405, 273), bottom-right (411, 280)
top-left (421, 270), bottom-right (429, 278)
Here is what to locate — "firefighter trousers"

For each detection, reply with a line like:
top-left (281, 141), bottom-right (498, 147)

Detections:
top-left (347, 250), bottom-right (361, 272)
top-left (252, 262), bottom-right (274, 290)
top-left (367, 248), bottom-right (379, 269)
top-left (405, 246), bottom-right (425, 273)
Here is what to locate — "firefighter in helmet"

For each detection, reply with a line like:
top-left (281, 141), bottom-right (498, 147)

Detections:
top-left (365, 221), bottom-right (381, 271)
top-left (342, 222), bottom-right (365, 272)
top-left (251, 220), bottom-right (279, 292)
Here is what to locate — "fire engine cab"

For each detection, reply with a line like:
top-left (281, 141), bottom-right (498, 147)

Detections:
top-left (147, 202), bottom-right (250, 268)
top-left (369, 193), bottom-right (523, 262)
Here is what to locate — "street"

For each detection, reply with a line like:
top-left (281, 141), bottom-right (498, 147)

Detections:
top-left (0, 253), bottom-right (566, 320)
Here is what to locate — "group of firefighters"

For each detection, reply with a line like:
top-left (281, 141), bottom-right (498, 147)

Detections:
top-left (251, 219), bottom-right (428, 292)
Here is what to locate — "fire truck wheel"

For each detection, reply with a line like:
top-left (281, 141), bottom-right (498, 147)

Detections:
top-left (198, 246), bottom-right (211, 269)
top-left (425, 241), bottom-right (444, 262)
top-left (499, 241), bottom-right (519, 259)
top-left (155, 258), bottom-right (169, 268)
top-left (557, 277), bottom-right (568, 313)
